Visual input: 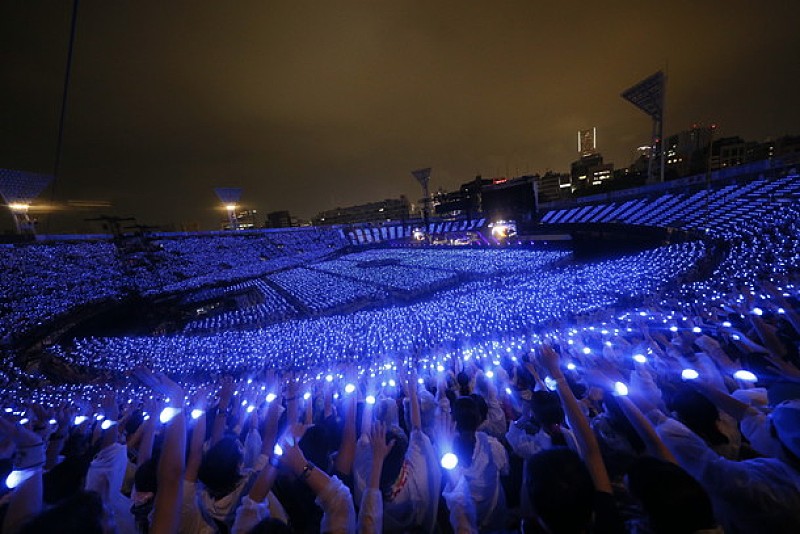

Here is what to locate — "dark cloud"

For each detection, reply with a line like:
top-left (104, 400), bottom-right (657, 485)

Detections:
top-left (1, 1), bottom-right (799, 232)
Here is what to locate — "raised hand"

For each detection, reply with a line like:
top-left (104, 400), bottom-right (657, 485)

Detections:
top-left (369, 421), bottom-right (395, 464)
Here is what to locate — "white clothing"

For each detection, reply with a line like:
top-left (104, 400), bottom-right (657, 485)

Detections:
top-left (656, 415), bottom-right (800, 534)
top-left (85, 442), bottom-right (135, 534)
top-left (354, 429), bottom-right (440, 533)
top-left (452, 431), bottom-right (508, 530)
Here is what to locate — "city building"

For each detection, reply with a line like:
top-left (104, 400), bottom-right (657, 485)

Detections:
top-left (570, 128), bottom-right (614, 191)
top-left (433, 176), bottom-right (491, 219)
top-left (313, 196), bottom-right (410, 225)
top-left (664, 124), bottom-right (714, 178)
top-left (536, 171), bottom-right (571, 203)
top-left (481, 175), bottom-right (537, 222)
top-left (265, 210), bottom-right (293, 229)
top-left (221, 209), bottom-right (258, 230)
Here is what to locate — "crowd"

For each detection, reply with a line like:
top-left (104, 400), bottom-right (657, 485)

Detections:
top-left (184, 282), bottom-right (297, 334)
top-left (0, 228), bottom-right (348, 345)
top-left (1, 274), bottom-right (799, 533)
top-left (268, 268), bottom-right (389, 314)
top-left (310, 260), bottom-right (459, 292)
top-left (0, 242), bottom-right (125, 345)
top-left (43, 242), bottom-right (703, 379)
top-left (1, 188), bottom-right (799, 532)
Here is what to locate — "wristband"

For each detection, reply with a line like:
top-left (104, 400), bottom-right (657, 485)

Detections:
top-left (269, 456), bottom-right (281, 468)
top-left (14, 441), bottom-right (45, 470)
top-left (298, 462), bottom-right (315, 480)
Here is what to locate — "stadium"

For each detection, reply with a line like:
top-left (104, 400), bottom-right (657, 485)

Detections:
top-left (2, 161), bottom-right (800, 533)
top-left (2, 157), bottom-right (798, 395)
top-left (3, 2), bottom-right (800, 531)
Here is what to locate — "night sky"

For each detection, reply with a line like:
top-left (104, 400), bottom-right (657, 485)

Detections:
top-left (2, 1), bottom-right (799, 232)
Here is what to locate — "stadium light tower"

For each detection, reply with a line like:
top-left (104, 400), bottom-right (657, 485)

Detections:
top-left (214, 187), bottom-right (242, 230)
top-left (411, 168), bottom-right (432, 238)
top-left (0, 169), bottom-right (53, 235)
top-left (622, 71), bottom-right (666, 183)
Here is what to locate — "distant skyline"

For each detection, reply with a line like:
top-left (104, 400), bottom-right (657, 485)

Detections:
top-left (2, 1), bottom-right (799, 232)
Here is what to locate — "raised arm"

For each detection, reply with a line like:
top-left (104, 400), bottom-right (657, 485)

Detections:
top-left (211, 376), bottom-right (234, 446)
top-left (334, 369), bottom-right (358, 475)
top-left (151, 374), bottom-right (186, 534)
top-left (540, 345), bottom-right (613, 494)
top-left (0, 416), bottom-right (44, 534)
top-left (358, 422), bottom-right (394, 534)
top-left (281, 424), bottom-right (357, 533)
top-left (404, 368), bottom-right (422, 431)
top-left (616, 395), bottom-right (676, 463)
top-left (137, 399), bottom-right (158, 467)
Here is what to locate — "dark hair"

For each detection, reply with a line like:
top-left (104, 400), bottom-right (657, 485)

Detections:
top-left (667, 386), bottom-right (729, 447)
top-left (469, 393), bottom-right (489, 424)
top-left (453, 396), bottom-right (481, 433)
top-left (125, 409), bottom-right (144, 436)
top-left (457, 372), bottom-right (471, 396)
top-left (526, 448), bottom-right (594, 534)
top-left (21, 491), bottom-right (105, 534)
top-left (530, 391), bottom-right (567, 447)
top-left (198, 436), bottom-right (244, 499)
top-left (627, 457), bottom-right (717, 533)
top-left (134, 457), bottom-right (159, 494)
top-left (530, 391), bottom-right (565, 427)
top-left (453, 396), bottom-right (481, 468)
top-left (43, 455), bottom-right (91, 505)
top-left (602, 392), bottom-right (646, 454)
top-left (379, 428), bottom-right (409, 497)
top-left (299, 424), bottom-right (333, 472)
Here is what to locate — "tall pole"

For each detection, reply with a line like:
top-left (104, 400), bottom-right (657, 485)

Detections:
top-left (47, 0), bottom-right (81, 232)
top-left (411, 168), bottom-right (432, 241)
top-left (660, 70), bottom-right (667, 183)
top-left (704, 124), bottom-right (715, 230)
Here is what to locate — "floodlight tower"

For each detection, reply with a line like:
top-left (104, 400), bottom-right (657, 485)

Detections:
top-left (411, 168), bottom-right (432, 238)
top-left (214, 187), bottom-right (242, 230)
top-left (0, 169), bottom-right (53, 235)
top-left (622, 71), bottom-right (666, 183)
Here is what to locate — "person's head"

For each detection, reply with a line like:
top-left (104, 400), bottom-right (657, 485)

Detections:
top-left (61, 431), bottom-right (91, 459)
top-left (43, 454), bottom-right (91, 505)
top-left (602, 392), bottom-right (645, 454)
top-left (529, 391), bottom-right (565, 427)
top-left (134, 457), bottom-right (159, 495)
top-left (667, 386), bottom-right (728, 447)
top-left (626, 457), bottom-right (717, 533)
top-left (299, 424), bottom-right (333, 471)
top-left (526, 448), bottom-right (594, 534)
top-left (469, 393), bottom-right (488, 425)
top-left (125, 409), bottom-right (144, 437)
top-left (453, 396), bottom-right (481, 434)
top-left (198, 436), bottom-right (244, 498)
top-left (457, 372), bottom-right (471, 396)
top-left (379, 427), bottom-right (409, 498)
top-left (21, 491), bottom-right (110, 534)
top-left (375, 398), bottom-right (399, 428)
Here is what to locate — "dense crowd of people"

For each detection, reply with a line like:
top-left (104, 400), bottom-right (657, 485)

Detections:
top-left (40, 243), bottom-right (701, 379)
top-left (1, 186), bottom-right (799, 532)
top-left (0, 228), bottom-right (348, 345)
top-left (1, 275), bottom-right (799, 532)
